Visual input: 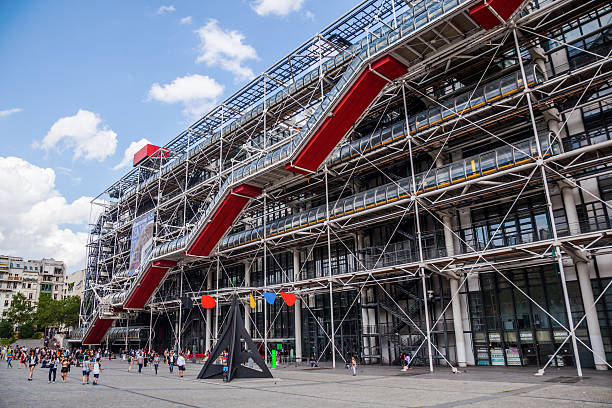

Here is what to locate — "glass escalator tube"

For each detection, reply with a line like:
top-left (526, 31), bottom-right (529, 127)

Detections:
top-left (496, 145), bottom-right (514, 170)
top-left (375, 186), bottom-right (387, 206)
top-left (480, 151), bottom-right (497, 175)
top-left (436, 166), bottom-right (450, 188)
top-left (354, 192), bottom-right (366, 212)
top-left (513, 139), bottom-right (533, 165)
top-left (451, 161), bottom-right (466, 184)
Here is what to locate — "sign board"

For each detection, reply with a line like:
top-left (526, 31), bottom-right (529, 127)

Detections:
top-left (128, 212), bottom-right (155, 276)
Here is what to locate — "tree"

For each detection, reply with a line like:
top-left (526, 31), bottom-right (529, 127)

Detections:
top-left (35, 293), bottom-right (61, 330)
top-left (18, 322), bottom-right (35, 339)
top-left (60, 296), bottom-right (81, 328)
top-left (5, 293), bottom-right (34, 327)
top-left (0, 320), bottom-right (13, 338)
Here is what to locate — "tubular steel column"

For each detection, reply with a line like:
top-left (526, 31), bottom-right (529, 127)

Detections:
top-left (560, 183), bottom-right (607, 370)
top-left (293, 249), bottom-right (302, 362)
top-left (324, 167), bottom-right (336, 368)
top-left (244, 260), bottom-right (251, 336)
top-left (442, 214), bottom-right (467, 367)
top-left (513, 27), bottom-right (583, 376)
top-left (148, 307), bottom-right (153, 352)
top-left (215, 256), bottom-right (220, 344)
top-left (329, 280), bottom-right (336, 368)
top-left (178, 268), bottom-right (183, 352)
top-left (205, 270), bottom-right (212, 353)
top-left (403, 83), bottom-right (434, 372)
top-left (263, 192), bottom-right (268, 364)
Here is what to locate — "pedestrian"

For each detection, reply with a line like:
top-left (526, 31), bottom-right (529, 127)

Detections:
top-left (7, 347), bottom-right (13, 368)
top-left (27, 350), bottom-right (38, 381)
top-left (404, 353), bottom-right (412, 371)
top-left (177, 353), bottom-right (186, 378)
top-left (48, 353), bottom-right (59, 383)
top-left (60, 357), bottom-right (70, 382)
top-left (91, 358), bottom-right (102, 385)
top-left (127, 353), bottom-right (133, 372)
top-left (143, 351), bottom-right (148, 368)
top-left (82, 355), bottom-right (91, 384)
top-left (153, 353), bottom-right (159, 375)
top-left (19, 350), bottom-right (26, 369)
top-left (351, 356), bottom-right (357, 376)
top-left (137, 352), bottom-right (144, 373)
top-left (168, 352), bottom-right (174, 373)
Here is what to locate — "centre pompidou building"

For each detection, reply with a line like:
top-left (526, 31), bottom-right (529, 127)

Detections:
top-left (76, 0), bottom-right (612, 374)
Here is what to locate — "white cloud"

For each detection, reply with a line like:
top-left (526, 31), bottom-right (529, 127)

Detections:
top-left (157, 5), bottom-right (175, 14)
top-left (0, 108), bottom-right (22, 119)
top-left (0, 157), bottom-right (99, 271)
top-left (113, 138), bottom-right (152, 170)
top-left (251, 0), bottom-right (305, 16)
top-left (195, 19), bottom-right (259, 81)
top-left (180, 16), bottom-right (192, 24)
top-left (304, 10), bottom-right (315, 21)
top-left (37, 109), bottom-right (118, 161)
top-left (148, 74), bottom-right (224, 118)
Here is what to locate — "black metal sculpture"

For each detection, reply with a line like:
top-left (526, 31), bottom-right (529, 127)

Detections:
top-left (197, 295), bottom-right (273, 381)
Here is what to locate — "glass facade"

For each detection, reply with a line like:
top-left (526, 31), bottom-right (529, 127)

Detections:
top-left (464, 265), bottom-right (610, 368)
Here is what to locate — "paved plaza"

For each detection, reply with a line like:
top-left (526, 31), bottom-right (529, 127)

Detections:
top-left (1, 359), bottom-right (611, 407)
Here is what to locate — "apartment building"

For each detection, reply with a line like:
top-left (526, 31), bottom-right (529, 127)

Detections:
top-left (0, 255), bottom-right (67, 318)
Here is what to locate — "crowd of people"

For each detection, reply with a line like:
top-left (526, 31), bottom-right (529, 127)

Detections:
top-left (1, 345), bottom-right (105, 384)
top-left (1, 344), bottom-right (195, 383)
top-left (120, 348), bottom-right (189, 377)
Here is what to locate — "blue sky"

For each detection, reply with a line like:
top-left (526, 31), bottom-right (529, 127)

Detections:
top-left (0, 0), bottom-right (356, 271)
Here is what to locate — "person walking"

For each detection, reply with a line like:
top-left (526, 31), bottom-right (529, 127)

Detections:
top-left (91, 358), bottom-right (102, 385)
top-left (168, 352), bottom-right (174, 373)
top-left (137, 352), bottom-right (144, 373)
top-left (127, 353), bottom-right (133, 372)
top-left (60, 357), bottom-right (70, 382)
top-left (48, 353), bottom-right (59, 383)
top-left (153, 353), bottom-right (160, 375)
top-left (351, 356), bottom-right (357, 376)
top-left (27, 350), bottom-right (38, 381)
top-left (176, 353), bottom-right (186, 378)
top-left (7, 347), bottom-right (13, 368)
top-left (82, 355), bottom-right (91, 385)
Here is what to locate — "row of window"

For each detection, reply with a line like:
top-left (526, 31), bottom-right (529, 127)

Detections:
top-left (7, 263), bottom-right (38, 271)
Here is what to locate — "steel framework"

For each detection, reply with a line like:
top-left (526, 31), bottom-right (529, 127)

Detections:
top-left (76, 0), bottom-right (612, 376)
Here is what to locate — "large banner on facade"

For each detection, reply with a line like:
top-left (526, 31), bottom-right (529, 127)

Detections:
top-left (128, 212), bottom-right (155, 276)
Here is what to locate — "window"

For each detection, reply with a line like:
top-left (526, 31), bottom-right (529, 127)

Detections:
top-left (53, 294), bottom-right (57, 300)
top-left (599, 175), bottom-right (612, 201)
top-left (34, 267), bottom-right (37, 271)
top-left (3, 300), bottom-right (8, 307)
top-left (28, 293), bottom-right (32, 300)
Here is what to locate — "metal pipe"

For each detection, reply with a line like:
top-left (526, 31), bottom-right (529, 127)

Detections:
top-left (329, 280), bottom-right (336, 369)
top-left (404, 83), bottom-right (434, 372)
top-left (513, 27), bottom-right (583, 377)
